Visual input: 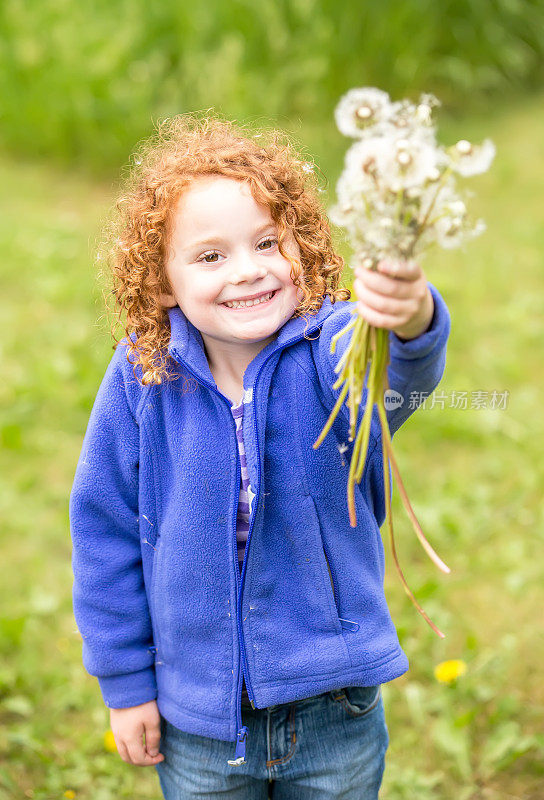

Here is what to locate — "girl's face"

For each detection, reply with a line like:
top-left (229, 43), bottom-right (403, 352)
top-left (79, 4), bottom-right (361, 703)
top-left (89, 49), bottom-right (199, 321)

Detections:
top-left (161, 176), bottom-right (304, 364)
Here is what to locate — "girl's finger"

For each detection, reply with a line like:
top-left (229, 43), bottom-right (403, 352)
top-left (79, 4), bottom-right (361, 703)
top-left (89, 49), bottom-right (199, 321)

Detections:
top-left (356, 299), bottom-right (400, 330)
top-left (354, 280), bottom-right (410, 317)
top-left (145, 723), bottom-right (162, 758)
top-left (125, 738), bottom-right (146, 765)
top-left (354, 270), bottom-right (413, 300)
top-left (117, 740), bottom-right (131, 764)
top-left (377, 258), bottom-right (420, 281)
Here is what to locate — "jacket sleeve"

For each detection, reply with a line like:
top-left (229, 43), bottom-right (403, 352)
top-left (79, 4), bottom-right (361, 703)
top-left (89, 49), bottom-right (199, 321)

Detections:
top-left (317, 281), bottom-right (451, 441)
top-left (383, 281), bottom-right (451, 437)
top-left (69, 343), bottom-right (157, 709)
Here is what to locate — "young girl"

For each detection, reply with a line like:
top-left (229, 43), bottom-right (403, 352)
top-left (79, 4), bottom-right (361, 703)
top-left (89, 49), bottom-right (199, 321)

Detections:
top-left (69, 113), bottom-right (450, 798)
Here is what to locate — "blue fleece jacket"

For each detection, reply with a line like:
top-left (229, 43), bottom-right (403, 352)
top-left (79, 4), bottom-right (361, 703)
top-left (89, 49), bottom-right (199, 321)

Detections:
top-left (69, 282), bottom-right (450, 766)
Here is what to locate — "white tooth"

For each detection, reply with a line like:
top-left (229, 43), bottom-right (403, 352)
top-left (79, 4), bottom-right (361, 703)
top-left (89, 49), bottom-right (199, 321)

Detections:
top-left (225, 291), bottom-right (273, 309)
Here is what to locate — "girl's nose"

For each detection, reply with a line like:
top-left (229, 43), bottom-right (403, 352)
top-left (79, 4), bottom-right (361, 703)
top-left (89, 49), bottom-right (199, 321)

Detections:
top-left (229, 253), bottom-right (268, 284)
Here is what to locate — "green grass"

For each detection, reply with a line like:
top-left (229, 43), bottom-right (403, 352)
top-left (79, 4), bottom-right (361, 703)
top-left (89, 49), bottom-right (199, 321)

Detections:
top-left (1, 96), bottom-right (543, 798)
top-left (1, 0), bottom-right (543, 175)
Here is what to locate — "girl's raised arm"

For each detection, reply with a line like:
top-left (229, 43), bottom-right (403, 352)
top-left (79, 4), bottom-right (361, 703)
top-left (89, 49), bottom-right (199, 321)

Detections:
top-left (315, 280), bottom-right (451, 442)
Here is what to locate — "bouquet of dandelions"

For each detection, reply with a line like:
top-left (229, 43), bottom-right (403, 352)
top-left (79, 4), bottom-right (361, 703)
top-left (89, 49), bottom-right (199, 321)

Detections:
top-left (313, 87), bottom-right (495, 637)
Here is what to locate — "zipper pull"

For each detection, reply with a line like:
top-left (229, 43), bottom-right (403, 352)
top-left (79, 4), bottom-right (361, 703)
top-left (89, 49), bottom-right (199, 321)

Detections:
top-left (227, 725), bottom-right (249, 766)
top-left (339, 618), bottom-right (360, 631)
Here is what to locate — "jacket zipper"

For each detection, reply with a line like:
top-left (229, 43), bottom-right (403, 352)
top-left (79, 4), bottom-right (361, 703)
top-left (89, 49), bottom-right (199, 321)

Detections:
top-left (171, 333), bottom-right (324, 767)
top-left (232, 335), bottom-right (306, 712)
top-left (168, 353), bottom-right (251, 763)
top-left (226, 446), bottom-right (251, 766)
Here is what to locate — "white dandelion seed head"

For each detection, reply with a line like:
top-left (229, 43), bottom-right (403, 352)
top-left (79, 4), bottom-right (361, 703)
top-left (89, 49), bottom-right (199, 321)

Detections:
top-left (451, 139), bottom-right (496, 177)
top-left (449, 200), bottom-right (467, 217)
top-left (415, 93), bottom-right (440, 125)
top-left (379, 137), bottom-right (440, 190)
top-left (419, 92), bottom-right (441, 109)
top-left (455, 139), bottom-right (473, 155)
top-left (415, 104), bottom-right (432, 125)
top-left (396, 151), bottom-right (412, 167)
top-left (330, 87), bottom-right (490, 259)
top-left (432, 207), bottom-right (485, 250)
top-left (343, 139), bottom-right (389, 191)
top-left (334, 87), bottom-right (392, 138)
top-left (335, 166), bottom-right (373, 207)
top-left (434, 216), bottom-right (466, 249)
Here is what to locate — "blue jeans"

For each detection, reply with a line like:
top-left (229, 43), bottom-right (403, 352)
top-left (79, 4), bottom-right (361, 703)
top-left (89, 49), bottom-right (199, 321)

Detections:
top-left (155, 685), bottom-right (389, 799)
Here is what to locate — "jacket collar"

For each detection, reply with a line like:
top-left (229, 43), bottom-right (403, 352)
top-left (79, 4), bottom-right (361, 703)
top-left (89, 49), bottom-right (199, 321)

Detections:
top-left (167, 296), bottom-right (336, 389)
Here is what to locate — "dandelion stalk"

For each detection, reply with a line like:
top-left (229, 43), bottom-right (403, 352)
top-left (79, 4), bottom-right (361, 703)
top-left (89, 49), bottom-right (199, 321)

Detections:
top-left (377, 396), bottom-right (446, 639)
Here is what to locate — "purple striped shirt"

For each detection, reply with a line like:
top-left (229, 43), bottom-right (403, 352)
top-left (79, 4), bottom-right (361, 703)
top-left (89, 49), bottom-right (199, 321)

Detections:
top-left (230, 394), bottom-right (253, 575)
top-left (229, 391), bottom-right (254, 705)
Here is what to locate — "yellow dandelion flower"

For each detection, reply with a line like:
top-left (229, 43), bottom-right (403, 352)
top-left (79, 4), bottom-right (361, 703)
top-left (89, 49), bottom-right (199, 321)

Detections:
top-left (63, 791), bottom-right (76, 799)
top-left (434, 659), bottom-right (467, 683)
top-left (103, 729), bottom-right (118, 752)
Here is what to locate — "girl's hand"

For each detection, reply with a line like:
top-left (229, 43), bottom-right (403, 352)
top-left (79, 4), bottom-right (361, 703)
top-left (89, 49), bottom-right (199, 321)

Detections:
top-left (109, 699), bottom-right (165, 767)
top-left (353, 258), bottom-right (434, 341)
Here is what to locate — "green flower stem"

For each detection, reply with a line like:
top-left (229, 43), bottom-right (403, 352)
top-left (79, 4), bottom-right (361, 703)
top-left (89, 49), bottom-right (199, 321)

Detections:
top-left (355, 328), bottom-right (388, 480)
top-left (330, 315), bottom-right (358, 355)
top-left (312, 379), bottom-right (350, 449)
top-left (377, 396), bottom-right (451, 575)
top-left (377, 393), bottom-right (446, 639)
top-left (347, 398), bottom-right (373, 526)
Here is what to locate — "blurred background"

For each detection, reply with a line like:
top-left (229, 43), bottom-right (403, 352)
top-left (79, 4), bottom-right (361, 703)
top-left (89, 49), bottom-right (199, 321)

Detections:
top-left (1, 1), bottom-right (543, 798)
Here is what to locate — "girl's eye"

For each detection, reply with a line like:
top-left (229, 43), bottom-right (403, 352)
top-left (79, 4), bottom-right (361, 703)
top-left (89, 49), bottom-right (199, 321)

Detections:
top-left (258, 237), bottom-right (278, 250)
top-left (200, 252), bottom-right (220, 263)
top-left (198, 238), bottom-right (277, 263)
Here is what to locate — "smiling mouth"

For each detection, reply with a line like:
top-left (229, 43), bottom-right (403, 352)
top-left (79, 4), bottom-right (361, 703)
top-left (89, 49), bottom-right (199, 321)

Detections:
top-left (221, 289), bottom-right (279, 310)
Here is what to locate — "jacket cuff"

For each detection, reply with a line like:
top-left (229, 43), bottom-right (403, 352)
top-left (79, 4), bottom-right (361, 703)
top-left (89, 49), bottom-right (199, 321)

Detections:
top-left (389, 282), bottom-right (450, 362)
top-left (98, 666), bottom-right (158, 709)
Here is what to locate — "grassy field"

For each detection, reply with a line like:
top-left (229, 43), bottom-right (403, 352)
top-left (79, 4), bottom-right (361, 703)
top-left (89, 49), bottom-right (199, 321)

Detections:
top-left (0, 95), bottom-right (543, 798)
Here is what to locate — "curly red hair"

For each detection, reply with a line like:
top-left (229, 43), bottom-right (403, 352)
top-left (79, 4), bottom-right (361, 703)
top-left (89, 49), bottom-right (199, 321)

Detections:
top-left (98, 111), bottom-right (350, 386)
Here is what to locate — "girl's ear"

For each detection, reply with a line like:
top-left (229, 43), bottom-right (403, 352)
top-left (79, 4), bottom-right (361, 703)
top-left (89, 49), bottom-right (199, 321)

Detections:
top-left (159, 292), bottom-right (178, 308)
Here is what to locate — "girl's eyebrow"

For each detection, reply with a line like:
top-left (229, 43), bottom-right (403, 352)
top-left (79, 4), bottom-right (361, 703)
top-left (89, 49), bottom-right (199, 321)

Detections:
top-left (183, 222), bottom-right (276, 252)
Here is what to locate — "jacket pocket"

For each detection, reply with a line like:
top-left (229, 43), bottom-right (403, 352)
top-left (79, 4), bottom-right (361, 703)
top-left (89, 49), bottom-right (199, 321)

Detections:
top-left (321, 534), bottom-right (339, 615)
top-left (304, 494), bottom-right (343, 636)
top-left (311, 496), bottom-right (359, 635)
top-left (149, 532), bottom-right (164, 662)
